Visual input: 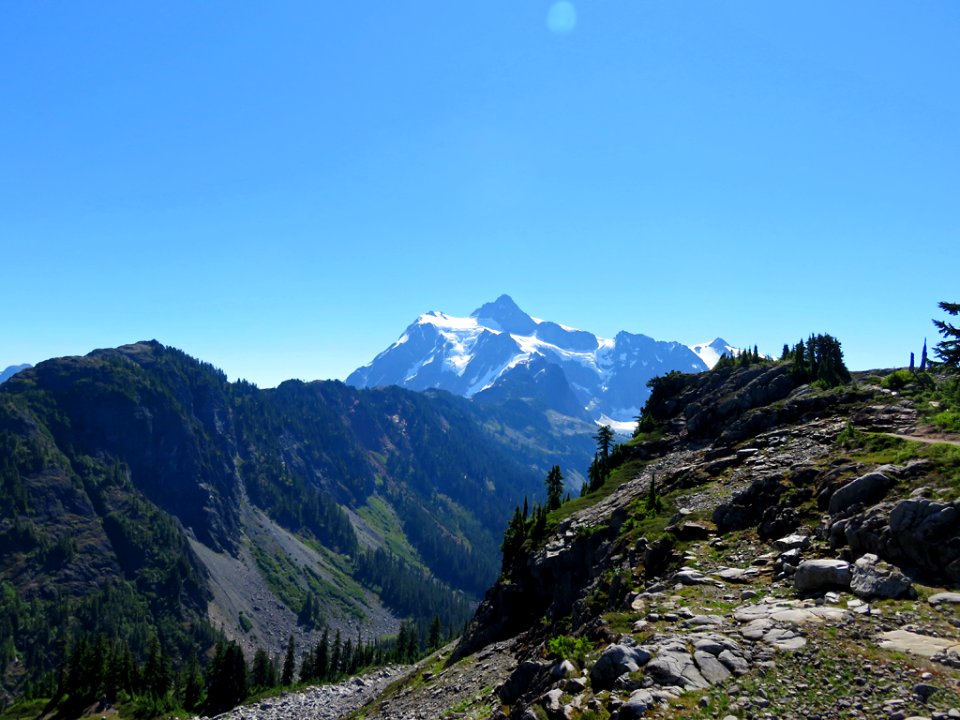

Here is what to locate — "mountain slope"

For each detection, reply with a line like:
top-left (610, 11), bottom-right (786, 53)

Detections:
top-left (347, 295), bottom-right (709, 425)
top-left (344, 363), bottom-right (960, 720)
top-left (0, 341), bottom-right (549, 703)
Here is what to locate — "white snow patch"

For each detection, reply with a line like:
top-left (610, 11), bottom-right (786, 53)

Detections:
top-left (688, 339), bottom-right (737, 370)
top-left (597, 414), bottom-right (637, 436)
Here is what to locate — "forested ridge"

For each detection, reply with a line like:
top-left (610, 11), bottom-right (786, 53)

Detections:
top-left (0, 340), bottom-right (550, 714)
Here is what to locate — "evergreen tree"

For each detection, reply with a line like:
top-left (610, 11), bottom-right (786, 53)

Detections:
top-left (499, 505), bottom-right (525, 575)
top-left (313, 630), bottom-right (330, 681)
top-left (330, 630), bottom-right (342, 678)
top-left (143, 635), bottom-right (171, 700)
top-left (545, 465), bottom-right (564, 511)
top-left (933, 301), bottom-right (960, 369)
top-left (181, 652), bottom-right (204, 711)
top-left (205, 640), bottom-right (247, 715)
top-left (250, 648), bottom-right (276, 690)
top-left (428, 615), bottom-right (442, 650)
top-left (281, 635), bottom-right (296, 686)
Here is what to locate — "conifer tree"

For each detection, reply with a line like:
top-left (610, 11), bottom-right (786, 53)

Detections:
top-left (281, 635), bottom-right (296, 686)
top-left (545, 465), bottom-right (564, 510)
top-left (933, 301), bottom-right (960, 369)
top-left (428, 615), bottom-right (442, 650)
top-left (314, 630), bottom-right (330, 681)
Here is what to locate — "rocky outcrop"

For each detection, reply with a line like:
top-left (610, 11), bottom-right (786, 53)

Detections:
top-left (849, 553), bottom-right (915, 599)
top-left (835, 497), bottom-right (960, 583)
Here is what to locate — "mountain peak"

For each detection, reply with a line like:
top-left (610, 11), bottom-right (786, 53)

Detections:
top-left (471, 295), bottom-right (537, 335)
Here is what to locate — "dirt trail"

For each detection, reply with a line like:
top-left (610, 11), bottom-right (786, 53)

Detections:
top-left (883, 432), bottom-right (960, 448)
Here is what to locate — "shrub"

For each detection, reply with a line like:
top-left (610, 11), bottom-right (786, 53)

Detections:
top-left (882, 369), bottom-right (913, 392)
top-left (547, 635), bottom-right (592, 666)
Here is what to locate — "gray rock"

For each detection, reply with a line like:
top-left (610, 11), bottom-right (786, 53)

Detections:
top-left (829, 471), bottom-right (893, 514)
top-left (499, 660), bottom-right (549, 703)
top-left (672, 568), bottom-right (716, 586)
top-left (619, 689), bottom-right (656, 719)
top-left (589, 644), bottom-right (651, 691)
top-left (551, 659), bottom-right (578, 680)
top-left (929, 592), bottom-right (960, 606)
top-left (539, 688), bottom-right (564, 714)
top-left (694, 650), bottom-right (731, 684)
top-left (850, 553), bottom-right (915, 599)
top-left (718, 649), bottom-right (750, 674)
top-left (773, 533), bottom-right (811, 552)
top-left (794, 559), bottom-right (852, 592)
top-left (645, 643), bottom-right (710, 690)
top-left (843, 498), bottom-right (960, 584)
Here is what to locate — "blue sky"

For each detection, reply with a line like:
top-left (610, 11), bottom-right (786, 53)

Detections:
top-left (3, 2), bottom-right (958, 387)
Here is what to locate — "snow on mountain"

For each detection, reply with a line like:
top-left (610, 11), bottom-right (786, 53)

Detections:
top-left (688, 338), bottom-right (738, 369)
top-left (348, 295), bottom-right (709, 425)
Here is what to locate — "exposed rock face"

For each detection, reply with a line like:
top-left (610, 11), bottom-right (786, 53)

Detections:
top-left (838, 498), bottom-right (960, 582)
top-left (849, 553), bottom-right (915, 599)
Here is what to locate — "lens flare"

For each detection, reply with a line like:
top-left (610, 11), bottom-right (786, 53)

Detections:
top-left (547, 2), bottom-right (577, 35)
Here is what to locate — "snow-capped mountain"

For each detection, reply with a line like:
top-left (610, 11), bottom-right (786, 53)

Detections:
top-left (347, 295), bottom-right (709, 425)
top-left (688, 338), bottom-right (737, 369)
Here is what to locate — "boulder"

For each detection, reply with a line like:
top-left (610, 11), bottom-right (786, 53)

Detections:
top-left (589, 644), bottom-right (651, 691)
top-left (693, 650), bottom-right (731, 684)
top-left (773, 534), bottom-right (811, 552)
top-left (793, 559), bottom-right (852, 593)
top-left (499, 660), bottom-right (549, 703)
top-left (828, 472), bottom-right (893, 515)
top-left (850, 553), bottom-right (915, 599)
top-left (619, 689), bottom-right (656, 719)
top-left (644, 642), bottom-right (710, 690)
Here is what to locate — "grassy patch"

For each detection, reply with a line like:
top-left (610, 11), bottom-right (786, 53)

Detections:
top-left (356, 495), bottom-right (422, 566)
top-left (0, 698), bottom-right (49, 720)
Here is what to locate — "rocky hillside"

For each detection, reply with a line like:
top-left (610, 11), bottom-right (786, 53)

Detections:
top-left (334, 361), bottom-right (960, 719)
top-left (0, 341), bottom-right (562, 706)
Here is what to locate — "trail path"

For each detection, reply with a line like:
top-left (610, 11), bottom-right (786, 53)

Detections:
top-left (882, 432), bottom-right (960, 448)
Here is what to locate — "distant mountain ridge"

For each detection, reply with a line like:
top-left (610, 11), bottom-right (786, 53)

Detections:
top-left (348, 295), bottom-right (710, 427)
top-left (0, 364), bottom-right (31, 384)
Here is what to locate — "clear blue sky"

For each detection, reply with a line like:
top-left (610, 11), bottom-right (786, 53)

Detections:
top-left (3, 2), bottom-right (958, 387)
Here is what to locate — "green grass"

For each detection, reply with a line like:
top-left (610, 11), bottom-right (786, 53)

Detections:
top-left (0, 698), bottom-right (49, 720)
top-left (356, 495), bottom-right (423, 567)
top-left (552, 459), bottom-right (651, 524)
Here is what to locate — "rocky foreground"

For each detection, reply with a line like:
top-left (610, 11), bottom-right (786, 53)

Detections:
top-left (201, 666), bottom-right (406, 720)
top-left (349, 368), bottom-right (960, 719)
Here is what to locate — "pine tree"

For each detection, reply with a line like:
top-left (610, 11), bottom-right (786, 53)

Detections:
top-left (933, 301), bottom-right (960, 369)
top-left (594, 426), bottom-right (614, 463)
top-left (545, 465), bottom-right (564, 511)
top-left (281, 635), bottom-right (296, 686)
top-left (314, 630), bottom-right (330, 681)
top-left (428, 615), bottom-right (442, 650)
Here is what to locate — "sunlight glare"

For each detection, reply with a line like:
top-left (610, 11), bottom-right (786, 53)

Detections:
top-left (547, 2), bottom-right (577, 35)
